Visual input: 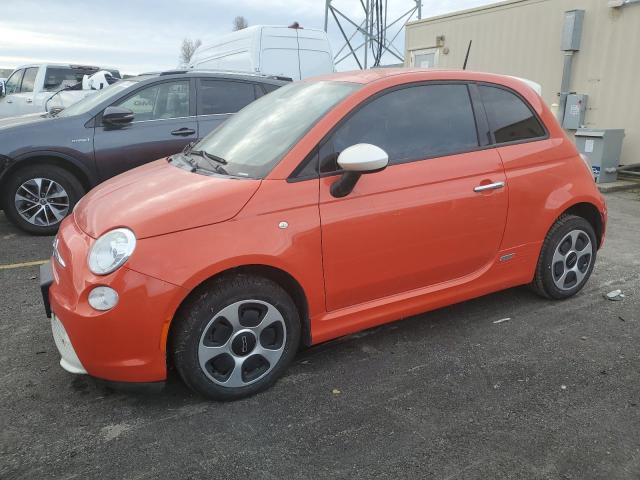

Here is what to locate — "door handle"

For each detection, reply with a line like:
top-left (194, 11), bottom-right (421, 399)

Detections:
top-left (474, 181), bottom-right (505, 192)
top-left (171, 128), bottom-right (196, 136)
top-left (26, 98), bottom-right (33, 103)
top-left (6, 100), bottom-right (12, 104)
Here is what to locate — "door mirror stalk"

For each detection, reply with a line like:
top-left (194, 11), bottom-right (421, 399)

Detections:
top-left (330, 143), bottom-right (389, 198)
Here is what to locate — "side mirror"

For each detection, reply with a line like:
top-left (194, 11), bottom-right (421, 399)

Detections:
top-left (48, 106), bottom-right (64, 116)
top-left (330, 143), bottom-right (388, 198)
top-left (102, 106), bottom-right (134, 127)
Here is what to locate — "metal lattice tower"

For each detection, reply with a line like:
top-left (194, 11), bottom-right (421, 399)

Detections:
top-left (324, 0), bottom-right (422, 69)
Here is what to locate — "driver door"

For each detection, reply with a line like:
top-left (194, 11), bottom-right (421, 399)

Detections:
top-left (93, 79), bottom-right (197, 180)
top-left (318, 83), bottom-right (508, 311)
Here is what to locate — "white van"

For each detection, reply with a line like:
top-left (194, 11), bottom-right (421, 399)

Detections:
top-left (188, 25), bottom-right (334, 80)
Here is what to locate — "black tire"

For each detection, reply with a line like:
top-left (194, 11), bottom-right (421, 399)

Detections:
top-left (1, 164), bottom-right (85, 235)
top-left (171, 274), bottom-right (301, 401)
top-left (531, 214), bottom-right (597, 300)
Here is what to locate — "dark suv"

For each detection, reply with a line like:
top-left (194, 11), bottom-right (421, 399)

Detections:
top-left (0, 71), bottom-right (288, 234)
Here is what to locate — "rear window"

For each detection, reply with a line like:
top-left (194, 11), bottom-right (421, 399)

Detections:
top-left (44, 67), bottom-right (106, 91)
top-left (479, 85), bottom-right (546, 144)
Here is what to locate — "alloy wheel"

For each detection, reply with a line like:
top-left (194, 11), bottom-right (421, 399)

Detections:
top-left (14, 177), bottom-right (70, 227)
top-left (198, 300), bottom-right (287, 388)
top-left (551, 229), bottom-right (593, 291)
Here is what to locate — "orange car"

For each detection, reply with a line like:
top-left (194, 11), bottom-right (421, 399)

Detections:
top-left (41, 69), bottom-right (606, 400)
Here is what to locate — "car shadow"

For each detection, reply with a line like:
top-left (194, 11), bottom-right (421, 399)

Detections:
top-left (75, 284), bottom-right (547, 408)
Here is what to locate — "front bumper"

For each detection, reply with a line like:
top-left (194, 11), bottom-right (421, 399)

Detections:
top-left (51, 312), bottom-right (87, 374)
top-left (41, 217), bottom-right (187, 383)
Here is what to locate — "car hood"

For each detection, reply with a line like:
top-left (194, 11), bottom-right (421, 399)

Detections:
top-left (0, 112), bottom-right (52, 130)
top-left (75, 159), bottom-right (261, 239)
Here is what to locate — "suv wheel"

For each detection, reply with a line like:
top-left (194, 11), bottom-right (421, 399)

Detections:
top-left (2, 165), bottom-right (85, 235)
top-left (531, 215), bottom-right (597, 299)
top-left (171, 274), bottom-right (301, 401)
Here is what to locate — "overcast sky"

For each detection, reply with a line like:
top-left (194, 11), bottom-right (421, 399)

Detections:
top-left (0, 0), bottom-right (495, 75)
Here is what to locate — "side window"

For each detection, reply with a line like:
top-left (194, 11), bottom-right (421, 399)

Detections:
top-left (262, 83), bottom-right (281, 94)
top-left (479, 85), bottom-right (545, 144)
top-left (5, 69), bottom-right (24, 95)
top-left (116, 81), bottom-right (190, 121)
top-left (325, 83), bottom-right (479, 170)
top-left (198, 80), bottom-right (256, 115)
top-left (20, 68), bottom-right (38, 93)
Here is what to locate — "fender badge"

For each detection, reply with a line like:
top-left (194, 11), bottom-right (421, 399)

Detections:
top-left (278, 221), bottom-right (288, 229)
top-left (500, 253), bottom-right (515, 262)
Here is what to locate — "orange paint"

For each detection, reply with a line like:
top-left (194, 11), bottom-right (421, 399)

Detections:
top-left (49, 70), bottom-right (606, 383)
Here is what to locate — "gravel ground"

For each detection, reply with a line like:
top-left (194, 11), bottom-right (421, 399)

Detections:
top-left (1, 190), bottom-right (638, 480)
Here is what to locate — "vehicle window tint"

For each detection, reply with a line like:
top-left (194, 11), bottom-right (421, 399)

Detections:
top-left (199, 80), bottom-right (256, 115)
top-left (44, 67), bottom-right (95, 91)
top-left (20, 68), bottom-right (38, 93)
top-left (479, 85), bottom-right (545, 144)
top-left (5, 69), bottom-right (24, 95)
top-left (327, 84), bottom-right (478, 169)
top-left (262, 83), bottom-right (281, 94)
top-left (116, 81), bottom-right (190, 121)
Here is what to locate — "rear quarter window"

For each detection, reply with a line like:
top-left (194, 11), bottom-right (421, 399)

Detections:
top-left (479, 85), bottom-right (546, 144)
top-left (262, 83), bottom-right (281, 94)
top-left (198, 80), bottom-right (256, 115)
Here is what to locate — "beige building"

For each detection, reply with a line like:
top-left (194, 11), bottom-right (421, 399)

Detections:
top-left (404, 0), bottom-right (640, 165)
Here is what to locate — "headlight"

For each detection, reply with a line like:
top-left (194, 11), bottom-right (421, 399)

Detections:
top-left (88, 228), bottom-right (136, 275)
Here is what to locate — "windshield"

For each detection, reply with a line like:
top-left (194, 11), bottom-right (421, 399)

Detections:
top-left (194, 81), bottom-right (361, 178)
top-left (57, 80), bottom-right (138, 117)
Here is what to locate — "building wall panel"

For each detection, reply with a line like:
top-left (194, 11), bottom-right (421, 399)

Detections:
top-left (405, 0), bottom-right (640, 165)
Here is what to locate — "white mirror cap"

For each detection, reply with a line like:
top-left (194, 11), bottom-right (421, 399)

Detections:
top-left (337, 143), bottom-right (389, 172)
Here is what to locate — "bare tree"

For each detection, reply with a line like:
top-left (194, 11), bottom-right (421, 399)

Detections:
top-left (233, 16), bottom-right (249, 31)
top-left (179, 38), bottom-right (202, 66)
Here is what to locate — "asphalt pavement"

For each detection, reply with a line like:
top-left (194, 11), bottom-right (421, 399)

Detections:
top-left (1, 190), bottom-right (639, 479)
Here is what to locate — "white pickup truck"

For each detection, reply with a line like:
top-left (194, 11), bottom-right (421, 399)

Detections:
top-left (0, 64), bottom-right (121, 118)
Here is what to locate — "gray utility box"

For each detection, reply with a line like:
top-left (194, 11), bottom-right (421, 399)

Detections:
top-left (562, 9), bottom-right (585, 51)
top-left (563, 93), bottom-right (588, 130)
top-left (575, 129), bottom-right (625, 184)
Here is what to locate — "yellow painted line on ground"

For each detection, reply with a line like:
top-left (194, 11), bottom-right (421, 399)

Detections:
top-left (0, 259), bottom-right (48, 270)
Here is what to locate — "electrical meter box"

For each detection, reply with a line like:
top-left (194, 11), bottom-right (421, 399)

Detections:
top-left (562, 10), bottom-right (585, 51)
top-left (575, 129), bottom-right (625, 184)
top-left (563, 94), bottom-right (588, 130)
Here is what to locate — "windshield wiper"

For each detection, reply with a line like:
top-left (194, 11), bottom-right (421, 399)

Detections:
top-left (188, 149), bottom-right (229, 175)
top-left (190, 150), bottom-right (227, 165)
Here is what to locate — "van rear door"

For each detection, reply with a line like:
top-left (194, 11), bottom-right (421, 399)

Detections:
top-left (296, 29), bottom-right (334, 78)
top-left (259, 27), bottom-right (301, 80)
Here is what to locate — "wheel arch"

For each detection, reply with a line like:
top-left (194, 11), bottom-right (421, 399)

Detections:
top-left (166, 263), bottom-right (312, 366)
top-left (0, 152), bottom-right (95, 192)
top-left (559, 201), bottom-right (604, 248)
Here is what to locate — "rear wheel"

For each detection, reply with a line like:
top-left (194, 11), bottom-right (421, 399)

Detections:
top-left (1, 165), bottom-right (84, 235)
top-left (531, 215), bottom-right (597, 299)
top-left (171, 274), bottom-right (301, 401)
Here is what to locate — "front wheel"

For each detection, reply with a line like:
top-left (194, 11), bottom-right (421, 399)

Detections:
top-left (171, 274), bottom-right (301, 401)
top-left (1, 165), bottom-right (85, 235)
top-left (531, 215), bottom-right (597, 299)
